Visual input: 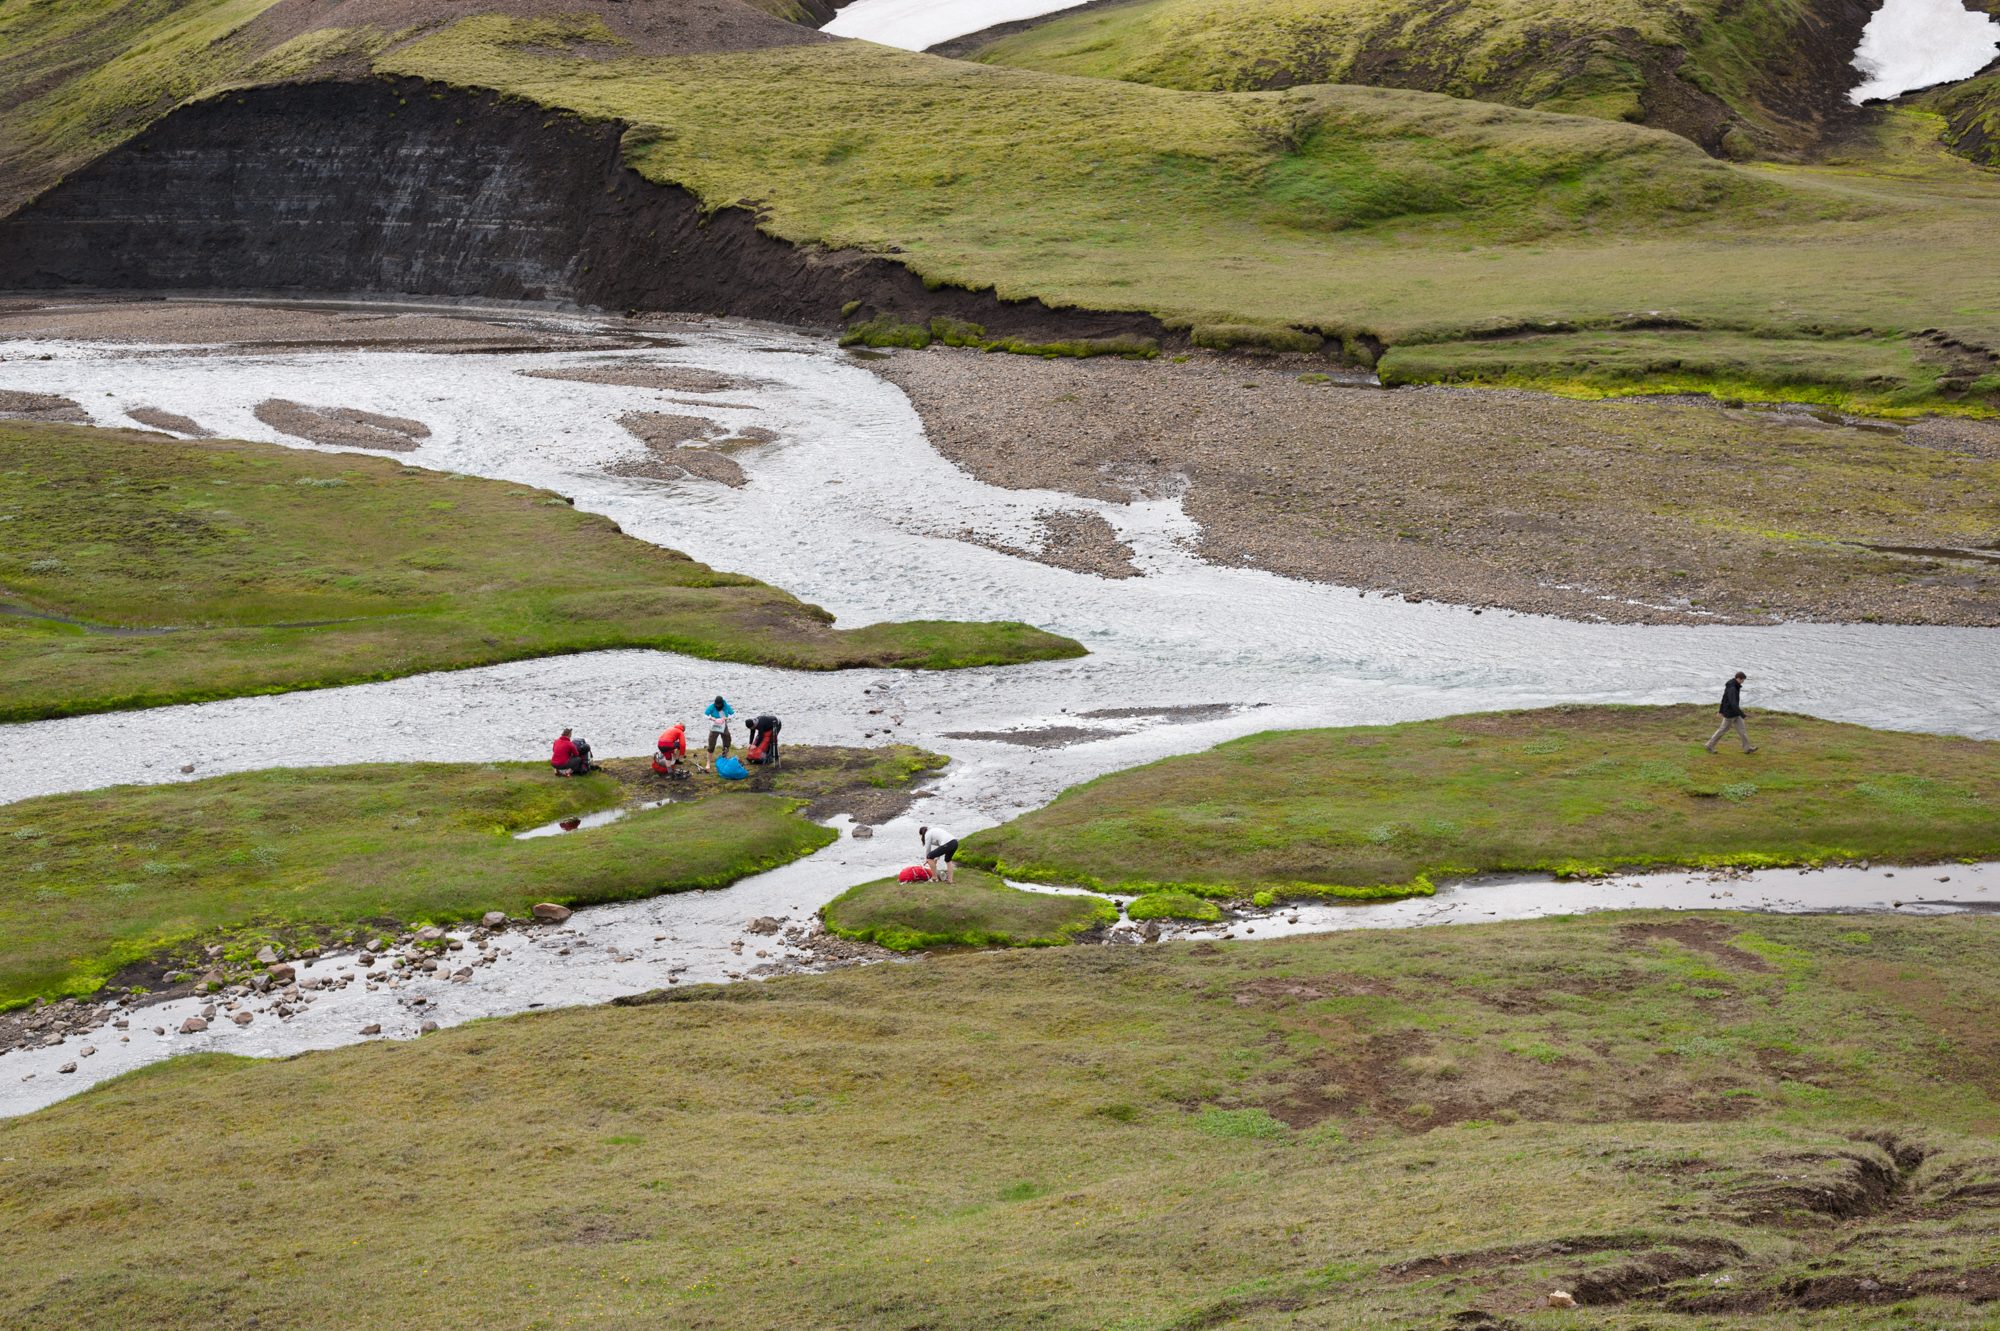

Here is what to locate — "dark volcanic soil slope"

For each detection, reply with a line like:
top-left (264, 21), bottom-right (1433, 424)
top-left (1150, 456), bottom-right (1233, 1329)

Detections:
top-left (0, 79), bottom-right (1163, 343)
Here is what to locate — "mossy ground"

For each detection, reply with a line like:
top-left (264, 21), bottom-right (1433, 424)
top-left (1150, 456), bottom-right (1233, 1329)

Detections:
top-left (0, 423), bottom-right (1081, 720)
top-left (4, 912), bottom-right (2000, 1327)
top-left (965, 706), bottom-right (2000, 899)
top-left (0, 744), bottom-right (939, 1008)
top-left (821, 867), bottom-right (1116, 949)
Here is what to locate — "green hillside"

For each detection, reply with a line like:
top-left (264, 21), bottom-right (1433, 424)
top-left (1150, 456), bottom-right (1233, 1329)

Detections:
top-left (5, 0), bottom-right (2000, 410)
top-left (967, 0), bottom-right (1871, 158)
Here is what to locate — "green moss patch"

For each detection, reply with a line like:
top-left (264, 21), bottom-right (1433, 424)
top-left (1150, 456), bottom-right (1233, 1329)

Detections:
top-left (1125, 890), bottom-right (1222, 922)
top-left (0, 423), bottom-right (1082, 720)
top-left (965, 705), bottom-right (2000, 899)
top-left (822, 868), bottom-right (1116, 950)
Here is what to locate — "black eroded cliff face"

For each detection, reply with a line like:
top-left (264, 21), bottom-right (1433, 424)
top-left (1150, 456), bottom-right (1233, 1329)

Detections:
top-left (0, 79), bottom-right (1164, 342)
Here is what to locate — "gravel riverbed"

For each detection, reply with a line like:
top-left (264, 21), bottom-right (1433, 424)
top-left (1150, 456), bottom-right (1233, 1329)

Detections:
top-left (872, 346), bottom-right (2000, 627)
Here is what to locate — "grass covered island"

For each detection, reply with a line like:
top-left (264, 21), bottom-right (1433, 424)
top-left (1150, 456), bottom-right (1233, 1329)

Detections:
top-left (822, 868), bottom-right (1116, 950)
top-left (0, 422), bottom-right (1083, 721)
top-left (0, 744), bottom-right (943, 1008)
top-left (4, 912), bottom-right (2000, 1326)
top-left (964, 705), bottom-right (2000, 900)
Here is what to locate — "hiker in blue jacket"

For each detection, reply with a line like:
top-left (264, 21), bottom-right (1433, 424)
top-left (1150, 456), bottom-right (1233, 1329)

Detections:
top-left (703, 695), bottom-right (735, 768)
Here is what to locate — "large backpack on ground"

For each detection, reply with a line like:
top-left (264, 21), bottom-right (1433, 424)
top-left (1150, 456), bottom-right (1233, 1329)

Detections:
top-left (897, 864), bottom-right (934, 883)
top-left (714, 756), bottom-right (749, 781)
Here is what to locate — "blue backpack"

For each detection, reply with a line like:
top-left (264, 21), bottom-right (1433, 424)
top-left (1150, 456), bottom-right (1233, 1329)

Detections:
top-left (714, 756), bottom-right (749, 781)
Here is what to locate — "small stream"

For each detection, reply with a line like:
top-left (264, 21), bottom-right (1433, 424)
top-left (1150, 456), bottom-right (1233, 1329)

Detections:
top-left (1, 304), bottom-right (1997, 1114)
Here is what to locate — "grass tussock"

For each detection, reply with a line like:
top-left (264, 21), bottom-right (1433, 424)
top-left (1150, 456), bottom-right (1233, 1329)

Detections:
top-left (5, 913), bottom-right (2000, 1326)
top-left (821, 868), bottom-right (1116, 950)
top-left (0, 423), bottom-right (1082, 721)
top-left (0, 745), bottom-right (941, 1007)
top-left (965, 705), bottom-right (2000, 898)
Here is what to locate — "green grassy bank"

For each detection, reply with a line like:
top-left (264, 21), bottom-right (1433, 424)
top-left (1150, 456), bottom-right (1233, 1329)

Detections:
top-left (0, 423), bottom-right (1081, 720)
top-left (0, 745), bottom-right (940, 1008)
top-left (4, 912), bottom-right (2000, 1327)
top-left (965, 706), bottom-right (2000, 899)
top-left (822, 867), bottom-right (1116, 950)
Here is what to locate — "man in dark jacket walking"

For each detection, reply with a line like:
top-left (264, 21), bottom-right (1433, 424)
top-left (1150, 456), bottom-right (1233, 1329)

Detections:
top-left (1705, 672), bottom-right (1757, 753)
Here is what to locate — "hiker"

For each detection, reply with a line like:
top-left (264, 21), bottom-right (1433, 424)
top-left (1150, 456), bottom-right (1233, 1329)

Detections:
top-left (703, 695), bottom-right (735, 767)
top-left (652, 723), bottom-right (689, 777)
top-left (1705, 672), bottom-right (1758, 754)
top-left (919, 824), bottom-right (958, 884)
top-left (745, 714), bottom-right (782, 766)
top-left (550, 728), bottom-right (594, 776)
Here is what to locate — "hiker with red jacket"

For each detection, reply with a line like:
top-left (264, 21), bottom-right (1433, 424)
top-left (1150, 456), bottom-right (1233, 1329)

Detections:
top-left (652, 723), bottom-right (689, 777)
top-left (550, 728), bottom-right (594, 776)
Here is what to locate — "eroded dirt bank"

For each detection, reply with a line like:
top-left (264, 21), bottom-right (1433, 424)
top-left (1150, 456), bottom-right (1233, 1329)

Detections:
top-left (871, 346), bottom-right (2000, 626)
top-left (0, 79), bottom-right (1163, 349)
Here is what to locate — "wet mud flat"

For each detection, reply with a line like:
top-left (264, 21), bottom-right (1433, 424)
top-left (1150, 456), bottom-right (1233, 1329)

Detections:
top-left (869, 345), bottom-right (2000, 627)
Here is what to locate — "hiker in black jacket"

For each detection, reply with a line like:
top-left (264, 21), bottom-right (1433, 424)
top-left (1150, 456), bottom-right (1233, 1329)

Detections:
top-left (1705, 672), bottom-right (1758, 753)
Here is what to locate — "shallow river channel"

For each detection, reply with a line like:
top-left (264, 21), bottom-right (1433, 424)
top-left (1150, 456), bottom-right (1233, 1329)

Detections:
top-left (2, 304), bottom-right (1997, 1114)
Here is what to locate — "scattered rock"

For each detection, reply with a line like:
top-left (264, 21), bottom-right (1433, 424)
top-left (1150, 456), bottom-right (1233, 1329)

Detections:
top-left (268, 962), bottom-right (296, 983)
top-left (57, 1061), bottom-right (76, 1074)
top-left (255, 945), bottom-right (281, 965)
top-left (179, 1016), bottom-right (207, 1034)
top-left (746, 917), bottom-right (783, 935)
top-left (232, 1011), bottom-right (253, 1026)
top-left (851, 825), bottom-right (874, 839)
top-left (419, 1020), bottom-right (439, 1034)
top-left (179, 763), bottom-right (197, 774)
top-left (360, 1023), bottom-right (381, 1036)
top-left (79, 1045), bottom-right (95, 1057)
top-left (415, 926), bottom-right (446, 942)
top-left (1546, 1291), bottom-right (1576, 1308)
top-left (481, 911), bottom-right (507, 928)
top-left (532, 903), bottom-right (573, 923)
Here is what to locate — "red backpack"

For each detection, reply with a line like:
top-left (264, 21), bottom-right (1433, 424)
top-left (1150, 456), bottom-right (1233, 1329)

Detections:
top-left (897, 865), bottom-right (934, 883)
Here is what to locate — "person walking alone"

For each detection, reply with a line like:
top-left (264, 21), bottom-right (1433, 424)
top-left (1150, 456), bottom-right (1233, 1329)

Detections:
top-left (1705, 672), bottom-right (1758, 753)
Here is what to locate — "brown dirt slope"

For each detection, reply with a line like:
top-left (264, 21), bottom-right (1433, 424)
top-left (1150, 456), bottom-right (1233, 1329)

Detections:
top-left (872, 345), bottom-right (2000, 626)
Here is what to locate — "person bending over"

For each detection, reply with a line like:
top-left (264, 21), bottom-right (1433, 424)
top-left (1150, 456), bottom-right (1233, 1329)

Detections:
top-left (653, 723), bottom-right (689, 777)
top-left (745, 714), bottom-right (782, 766)
top-left (551, 728), bottom-right (594, 776)
top-left (919, 824), bottom-right (958, 884)
top-left (703, 695), bottom-right (735, 767)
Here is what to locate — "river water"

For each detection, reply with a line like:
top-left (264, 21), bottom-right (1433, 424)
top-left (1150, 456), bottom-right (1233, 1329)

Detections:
top-left (1, 305), bottom-right (1997, 1114)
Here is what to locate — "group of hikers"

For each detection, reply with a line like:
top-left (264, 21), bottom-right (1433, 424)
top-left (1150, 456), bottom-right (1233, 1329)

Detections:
top-left (549, 696), bottom-right (782, 782)
top-left (544, 672), bottom-right (1763, 889)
